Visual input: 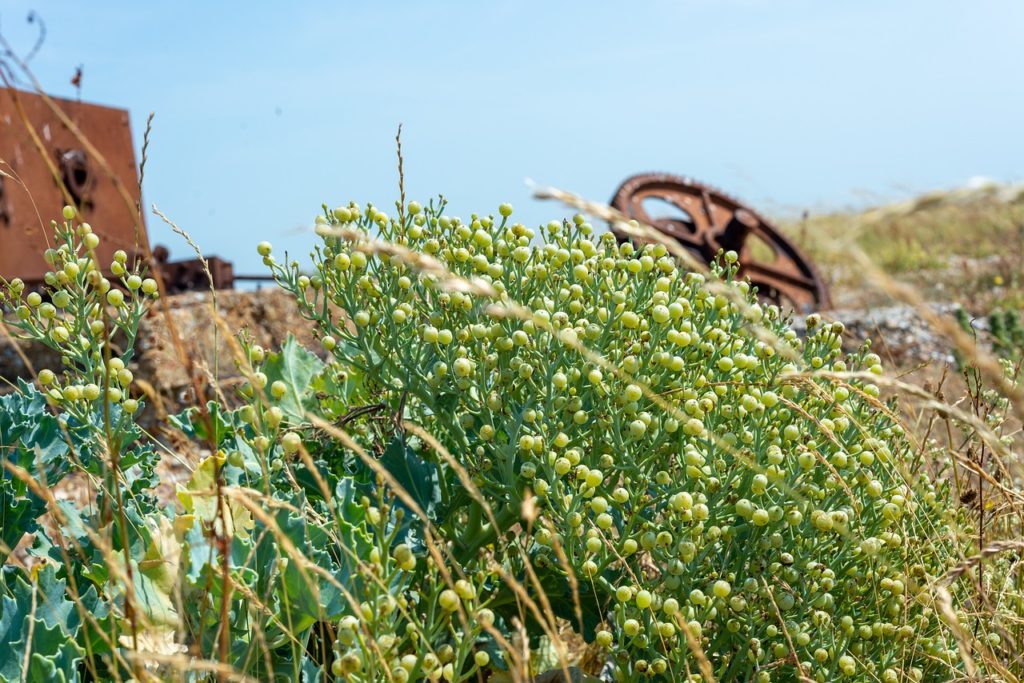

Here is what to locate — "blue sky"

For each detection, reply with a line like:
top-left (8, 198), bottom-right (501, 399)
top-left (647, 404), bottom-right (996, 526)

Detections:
top-left (3, 1), bottom-right (1023, 274)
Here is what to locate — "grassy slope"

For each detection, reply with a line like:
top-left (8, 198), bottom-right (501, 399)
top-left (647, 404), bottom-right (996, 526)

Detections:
top-left (778, 183), bottom-right (1024, 310)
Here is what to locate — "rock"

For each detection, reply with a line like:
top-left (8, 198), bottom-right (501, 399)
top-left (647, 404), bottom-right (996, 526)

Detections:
top-left (794, 303), bottom-right (961, 366)
top-left (1, 289), bottom-right (320, 412)
top-left (133, 288), bottom-right (320, 396)
top-left (0, 330), bottom-right (62, 385)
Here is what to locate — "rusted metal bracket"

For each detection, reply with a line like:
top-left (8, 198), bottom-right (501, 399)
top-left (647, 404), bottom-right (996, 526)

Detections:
top-left (0, 175), bottom-right (10, 226)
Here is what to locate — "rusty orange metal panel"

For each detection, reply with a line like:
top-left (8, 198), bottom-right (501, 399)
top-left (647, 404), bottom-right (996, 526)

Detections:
top-left (0, 87), bottom-right (146, 284)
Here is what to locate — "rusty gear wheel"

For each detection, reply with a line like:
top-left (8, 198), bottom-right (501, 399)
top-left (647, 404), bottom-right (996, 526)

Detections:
top-left (610, 173), bottom-right (830, 312)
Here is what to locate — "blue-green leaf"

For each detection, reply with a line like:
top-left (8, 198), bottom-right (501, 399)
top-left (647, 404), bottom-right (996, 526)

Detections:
top-left (380, 436), bottom-right (440, 528)
top-left (0, 566), bottom-right (85, 683)
top-left (264, 335), bottom-right (326, 423)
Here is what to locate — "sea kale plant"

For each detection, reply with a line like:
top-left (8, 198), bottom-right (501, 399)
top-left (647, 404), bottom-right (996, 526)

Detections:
top-left (0, 208), bottom-right (165, 681)
top-left (0, 199), bottom-right (1006, 682)
top-left (262, 198), bottom-right (980, 682)
top-left (0, 210), bottom-right (493, 682)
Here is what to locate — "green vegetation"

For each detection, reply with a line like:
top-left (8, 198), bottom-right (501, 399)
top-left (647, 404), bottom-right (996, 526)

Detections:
top-left (956, 305), bottom-right (1024, 365)
top-left (0, 199), bottom-right (1021, 681)
top-left (781, 184), bottom-right (1024, 309)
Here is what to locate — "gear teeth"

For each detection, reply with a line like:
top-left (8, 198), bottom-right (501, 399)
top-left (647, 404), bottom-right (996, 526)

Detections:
top-left (611, 172), bottom-right (773, 227)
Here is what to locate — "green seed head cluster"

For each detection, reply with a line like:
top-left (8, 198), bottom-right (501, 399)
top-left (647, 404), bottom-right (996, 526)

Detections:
top-left (267, 200), bottom-right (960, 681)
top-left (230, 336), bottom-right (503, 682)
top-left (317, 528), bottom-right (497, 683)
top-left (1, 209), bottom-right (156, 419)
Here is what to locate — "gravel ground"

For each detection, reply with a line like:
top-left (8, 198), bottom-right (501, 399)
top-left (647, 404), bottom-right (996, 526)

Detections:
top-left (809, 303), bottom-right (961, 366)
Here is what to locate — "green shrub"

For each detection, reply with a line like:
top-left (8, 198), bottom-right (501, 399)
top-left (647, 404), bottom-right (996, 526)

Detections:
top-left (0, 200), bottom-right (999, 682)
top-left (264, 199), bottom-right (967, 681)
top-left (1, 213), bottom-right (484, 682)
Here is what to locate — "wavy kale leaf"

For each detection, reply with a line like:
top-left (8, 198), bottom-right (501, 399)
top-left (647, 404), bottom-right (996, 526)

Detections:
top-left (0, 565), bottom-right (96, 683)
top-left (264, 335), bottom-right (326, 423)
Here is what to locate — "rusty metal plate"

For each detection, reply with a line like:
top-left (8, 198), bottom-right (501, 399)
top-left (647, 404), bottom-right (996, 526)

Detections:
top-left (0, 87), bottom-right (146, 284)
top-left (610, 172), bottom-right (830, 312)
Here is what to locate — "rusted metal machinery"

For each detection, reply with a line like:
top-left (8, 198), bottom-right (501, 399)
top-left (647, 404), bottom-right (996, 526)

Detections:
top-left (0, 87), bottom-right (144, 284)
top-left (610, 173), bottom-right (830, 312)
top-left (0, 87), bottom-right (260, 291)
